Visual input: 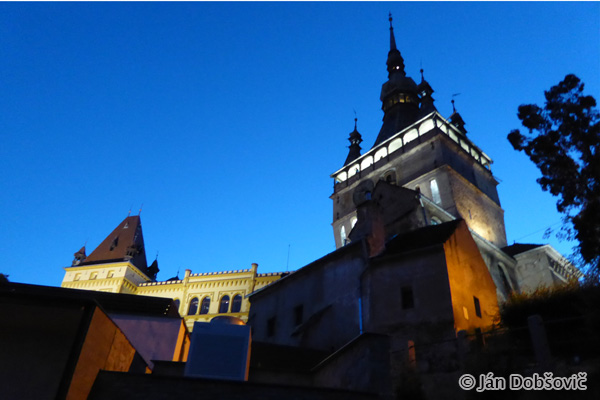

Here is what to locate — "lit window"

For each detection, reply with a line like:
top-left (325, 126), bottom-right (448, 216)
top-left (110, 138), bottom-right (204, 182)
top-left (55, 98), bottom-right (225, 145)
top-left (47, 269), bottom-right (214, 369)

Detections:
top-left (200, 297), bottom-right (210, 314)
top-left (340, 226), bottom-right (347, 246)
top-left (474, 296), bottom-right (482, 318)
top-left (430, 179), bottom-right (441, 204)
top-left (219, 295), bottom-right (230, 313)
top-left (401, 286), bottom-right (414, 309)
top-left (188, 297), bottom-right (199, 315)
top-left (231, 295), bottom-right (242, 313)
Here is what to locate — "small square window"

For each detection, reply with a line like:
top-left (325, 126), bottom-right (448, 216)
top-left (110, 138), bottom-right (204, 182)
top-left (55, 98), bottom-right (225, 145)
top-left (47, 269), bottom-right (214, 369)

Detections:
top-left (474, 296), bottom-right (482, 318)
top-left (401, 286), bottom-right (414, 309)
top-left (267, 317), bottom-right (276, 337)
top-left (293, 305), bottom-right (303, 327)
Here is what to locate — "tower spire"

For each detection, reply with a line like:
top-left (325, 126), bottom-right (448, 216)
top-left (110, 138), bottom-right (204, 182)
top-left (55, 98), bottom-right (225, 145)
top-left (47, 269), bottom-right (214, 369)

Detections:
top-left (389, 12), bottom-right (397, 51)
top-left (374, 13), bottom-right (419, 148)
top-left (386, 13), bottom-right (405, 78)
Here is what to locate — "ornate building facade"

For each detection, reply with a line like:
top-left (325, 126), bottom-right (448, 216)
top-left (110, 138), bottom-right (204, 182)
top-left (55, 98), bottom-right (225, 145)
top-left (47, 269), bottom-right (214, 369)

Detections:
top-left (61, 215), bottom-right (285, 331)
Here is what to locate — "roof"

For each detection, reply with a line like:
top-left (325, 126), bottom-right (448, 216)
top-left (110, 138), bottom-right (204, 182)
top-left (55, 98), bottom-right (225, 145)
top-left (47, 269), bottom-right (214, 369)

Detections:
top-left (501, 243), bottom-right (543, 257)
top-left (0, 282), bottom-right (179, 318)
top-left (382, 219), bottom-right (463, 256)
top-left (249, 341), bottom-right (329, 373)
top-left (81, 216), bottom-right (148, 271)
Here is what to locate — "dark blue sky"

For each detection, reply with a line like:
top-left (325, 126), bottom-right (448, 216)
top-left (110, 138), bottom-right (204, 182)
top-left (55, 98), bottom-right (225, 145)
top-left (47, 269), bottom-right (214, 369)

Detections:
top-left (1, 2), bottom-right (598, 286)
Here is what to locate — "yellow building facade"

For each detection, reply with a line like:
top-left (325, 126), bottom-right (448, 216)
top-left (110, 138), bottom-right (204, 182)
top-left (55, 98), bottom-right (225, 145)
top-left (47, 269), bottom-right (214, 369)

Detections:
top-left (61, 216), bottom-right (285, 330)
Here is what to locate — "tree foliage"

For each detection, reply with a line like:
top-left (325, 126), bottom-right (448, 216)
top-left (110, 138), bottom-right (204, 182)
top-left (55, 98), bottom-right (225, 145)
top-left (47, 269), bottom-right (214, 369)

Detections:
top-left (508, 74), bottom-right (600, 273)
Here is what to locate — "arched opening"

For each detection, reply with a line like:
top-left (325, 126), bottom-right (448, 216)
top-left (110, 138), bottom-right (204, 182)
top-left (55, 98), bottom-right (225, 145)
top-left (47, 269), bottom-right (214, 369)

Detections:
top-left (219, 295), bottom-right (230, 313)
top-left (187, 297), bottom-right (199, 315)
top-left (231, 295), bottom-right (242, 313)
top-left (200, 297), bottom-right (210, 314)
top-left (173, 299), bottom-right (180, 312)
top-left (340, 225), bottom-right (347, 246)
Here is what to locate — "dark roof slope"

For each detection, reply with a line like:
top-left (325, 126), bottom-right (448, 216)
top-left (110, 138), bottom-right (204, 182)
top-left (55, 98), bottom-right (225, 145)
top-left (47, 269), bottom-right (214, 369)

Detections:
top-left (0, 282), bottom-right (179, 318)
top-left (82, 216), bottom-right (148, 271)
top-left (383, 219), bottom-right (462, 256)
top-left (502, 243), bottom-right (543, 257)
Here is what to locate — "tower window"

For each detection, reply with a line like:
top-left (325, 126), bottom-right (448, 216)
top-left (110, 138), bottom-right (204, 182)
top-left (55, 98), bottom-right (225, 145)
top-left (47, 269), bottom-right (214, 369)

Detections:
top-left (188, 297), bottom-right (199, 315)
top-left (231, 294), bottom-right (242, 313)
top-left (200, 297), bottom-right (210, 314)
top-left (219, 295), bottom-right (230, 313)
top-left (474, 296), bottom-right (482, 318)
top-left (401, 286), bottom-right (414, 309)
top-left (430, 179), bottom-right (441, 204)
top-left (109, 236), bottom-right (119, 251)
top-left (340, 226), bottom-right (347, 246)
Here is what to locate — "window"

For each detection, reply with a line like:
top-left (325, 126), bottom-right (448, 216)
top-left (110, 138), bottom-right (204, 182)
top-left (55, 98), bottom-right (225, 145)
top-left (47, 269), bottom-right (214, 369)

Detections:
top-left (231, 295), bottom-right (242, 313)
top-left (107, 270), bottom-right (115, 278)
top-left (401, 286), bottom-right (414, 309)
top-left (173, 299), bottom-right (180, 311)
top-left (90, 272), bottom-right (98, 280)
top-left (430, 179), bottom-right (441, 204)
top-left (430, 216), bottom-right (442, 225)
top-left (109, 236), bottom-right (119, 251)
top-left (340, 226), bottom-right (347, 246)
top-left (188, 297), bottom-right (199, 315)
top-left (267, 317), bottom-right (276, 337)
top-left (74, 273), bottom-right (81, 281)
top-left (474, 296), bottom-right (482, 318)
top-left (499, 264), bottom-right (512, 295)
top-left (200, 297), bottom-right (210, 314)
top-left (219, 295), bottom-right (230, 313)
top-left (294, 305), bottom-right (304, 326)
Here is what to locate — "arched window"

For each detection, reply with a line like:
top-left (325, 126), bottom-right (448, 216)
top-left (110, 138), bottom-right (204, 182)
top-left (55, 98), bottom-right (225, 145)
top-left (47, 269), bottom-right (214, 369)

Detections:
top-left (219, 295), bottom-right (230, 313)
top-left (200, 297), bottom-right (210, 314)
top-left (340, 226), bottom-right (347, 246)
top-left (187, 297), bottom-right (199, 315)
top-left (231, 295), bottom-right (242, 313)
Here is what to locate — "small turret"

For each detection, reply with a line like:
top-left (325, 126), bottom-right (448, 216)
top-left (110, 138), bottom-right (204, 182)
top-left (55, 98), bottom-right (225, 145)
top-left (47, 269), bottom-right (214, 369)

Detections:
top-left (449, 99), bottom-right (467, 134)
top-left (344, 118), bottom-right (363, 166)
top-left (417, 69), bottom-right (437, 117)
top-left (72, 246), bottom-right (87, 266)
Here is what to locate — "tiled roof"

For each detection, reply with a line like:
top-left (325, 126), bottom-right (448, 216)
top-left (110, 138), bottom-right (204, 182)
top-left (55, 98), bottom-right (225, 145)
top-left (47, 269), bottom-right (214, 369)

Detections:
top-left (81, 216), bottom-right (148, 272)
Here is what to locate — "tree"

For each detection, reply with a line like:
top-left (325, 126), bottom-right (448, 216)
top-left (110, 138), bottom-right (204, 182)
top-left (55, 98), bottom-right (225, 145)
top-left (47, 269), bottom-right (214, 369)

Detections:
top-left (508, 74), bottom-right (600, 274)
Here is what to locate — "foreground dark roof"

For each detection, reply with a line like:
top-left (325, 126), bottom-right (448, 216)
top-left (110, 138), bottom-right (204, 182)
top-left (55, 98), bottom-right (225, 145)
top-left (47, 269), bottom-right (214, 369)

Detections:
top-left (501, 243), bottom-right (543, 257)
top-left (89, 371), bottom-right (379, 400)
top-left (0, 282), bottom-right (179, 318)
top-left (383, 219), bottom-right (463, 256)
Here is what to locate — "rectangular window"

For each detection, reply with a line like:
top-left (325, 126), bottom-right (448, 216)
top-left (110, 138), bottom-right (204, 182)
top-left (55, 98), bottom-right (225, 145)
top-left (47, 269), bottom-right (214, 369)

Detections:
top-left (74, 273), bottom-right (81, 281)
top-left (430, 179), bottom-right (441, 204)
top-left (474, 296), bottom-right (482, 318)
top-left (293, 305), bottom-right (303, 326)
top-left (401, 286), bottom-right (415, 309)
top-left (267, 317), bottom-right (276, 337)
